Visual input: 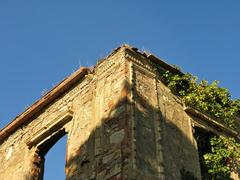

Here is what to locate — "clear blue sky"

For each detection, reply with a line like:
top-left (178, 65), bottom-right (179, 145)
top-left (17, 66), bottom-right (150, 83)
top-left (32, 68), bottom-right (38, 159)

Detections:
top-left (0, 1), bottom-right (240, 179)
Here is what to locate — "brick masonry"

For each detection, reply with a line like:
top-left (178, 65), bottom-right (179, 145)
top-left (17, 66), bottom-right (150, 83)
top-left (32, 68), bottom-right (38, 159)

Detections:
top-left (0, 45), bottom-right (239, 180)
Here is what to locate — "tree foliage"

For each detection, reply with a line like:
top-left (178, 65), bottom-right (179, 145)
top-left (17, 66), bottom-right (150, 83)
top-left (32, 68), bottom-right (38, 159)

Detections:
top-left (161, 71), bottom-right (240, 128)
top-left (161, 70), bottom-right (240, 178)
top-left (204, 136), bottom-right (240, 178)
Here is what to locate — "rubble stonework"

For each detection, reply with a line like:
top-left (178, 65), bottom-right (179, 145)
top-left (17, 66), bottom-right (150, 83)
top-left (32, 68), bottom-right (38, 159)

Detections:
top-left (0, 45), bottom-right (239, 180)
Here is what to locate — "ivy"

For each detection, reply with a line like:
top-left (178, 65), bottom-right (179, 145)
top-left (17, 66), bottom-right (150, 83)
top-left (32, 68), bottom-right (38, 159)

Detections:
top-left (160, 69), bottom-right (240, 178)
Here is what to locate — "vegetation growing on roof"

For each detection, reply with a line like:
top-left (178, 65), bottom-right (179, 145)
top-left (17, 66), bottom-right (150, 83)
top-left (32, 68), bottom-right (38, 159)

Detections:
top-left (161, 71), bottom-right (240, 128)
top-left (160, 68), bottom-right (240, 178)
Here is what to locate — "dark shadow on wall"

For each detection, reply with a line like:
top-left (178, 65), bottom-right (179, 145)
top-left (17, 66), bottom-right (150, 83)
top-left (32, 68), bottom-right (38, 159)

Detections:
top-left (23, 79), bottom-right (228, 180)
top-left (23, 129), bottom-right (67, 180)
top-left (64, 81), bottom-right (132, 180)
top-left (62, 80), bottom-right (202, 180)
top-left (193, 127), bottom-right (215, 180)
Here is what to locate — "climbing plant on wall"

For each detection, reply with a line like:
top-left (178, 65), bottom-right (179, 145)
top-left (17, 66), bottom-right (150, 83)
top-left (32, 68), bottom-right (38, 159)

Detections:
top-left (160, 69), bottom-right (240, 178)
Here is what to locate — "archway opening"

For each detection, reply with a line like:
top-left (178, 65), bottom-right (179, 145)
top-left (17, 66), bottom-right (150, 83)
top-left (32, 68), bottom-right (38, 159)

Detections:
top-left (193, 127), bottom-right (215, 179)
top-left (43, 133), bottom-right (67, 180)
top-left (31, 129), bottom-right (68, 180)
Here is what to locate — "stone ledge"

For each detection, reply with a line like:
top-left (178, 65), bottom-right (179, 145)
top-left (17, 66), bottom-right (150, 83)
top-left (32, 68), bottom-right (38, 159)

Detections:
top-left (184, 106), bottom-right (239, 139)
top-left (26, 109), bottom-right (73, 148)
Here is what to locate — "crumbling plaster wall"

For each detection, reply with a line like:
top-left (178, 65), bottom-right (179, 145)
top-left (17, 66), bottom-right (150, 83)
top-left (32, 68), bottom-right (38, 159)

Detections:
top-left (156, 77), bottom-right (201, 179)
top-left (0, 47), bottom-right (129, 179)
top-left (125, 50), bottom-right (201, 179)
top-left (0, 46), bottom-right (202, 180)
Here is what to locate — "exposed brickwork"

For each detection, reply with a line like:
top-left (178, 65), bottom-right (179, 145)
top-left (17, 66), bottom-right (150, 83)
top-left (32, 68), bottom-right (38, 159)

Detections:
top-left (0, 45), bottom-right (239, 180)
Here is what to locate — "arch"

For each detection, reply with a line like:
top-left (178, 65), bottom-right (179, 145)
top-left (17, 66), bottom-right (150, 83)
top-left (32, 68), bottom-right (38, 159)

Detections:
top-left (26, 110), bottom-right (73, 180)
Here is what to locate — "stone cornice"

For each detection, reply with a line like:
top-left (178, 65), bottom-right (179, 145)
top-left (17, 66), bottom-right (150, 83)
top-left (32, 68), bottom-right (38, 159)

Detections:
top-left (0, 67), bottom-right (90, 143)
top-left (124, 47), bottom-right (184, 76)
top-left (184, 106), bottom-right (239, 139)
top-left (95, 59), bottom-right (116, 75)
top-left (125, 50), bottom-right (153, 72)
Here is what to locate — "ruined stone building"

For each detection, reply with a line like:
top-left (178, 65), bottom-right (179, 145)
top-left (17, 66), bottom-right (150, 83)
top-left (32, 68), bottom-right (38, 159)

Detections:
top-left (0, 45), bottom-right (239, 180)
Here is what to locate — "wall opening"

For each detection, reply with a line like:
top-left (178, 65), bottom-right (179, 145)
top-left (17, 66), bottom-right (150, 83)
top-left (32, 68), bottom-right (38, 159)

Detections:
top-left (193, 127), bottom-right (215, 179)
top-left (44, 133), bottom-right (67, 180)
top-left (31, 129), bottom-right (67, 180)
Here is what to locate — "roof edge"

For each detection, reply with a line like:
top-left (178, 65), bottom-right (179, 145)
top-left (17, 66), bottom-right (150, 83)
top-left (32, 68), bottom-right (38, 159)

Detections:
top-left (122, 44), bottom-right (184, 76)
top-left (0, 67), bottom-right (90, 143)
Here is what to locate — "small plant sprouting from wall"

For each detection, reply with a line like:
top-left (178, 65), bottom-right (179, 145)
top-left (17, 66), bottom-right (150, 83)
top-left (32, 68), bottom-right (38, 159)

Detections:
top-left (160, 68), bottom-right (240, 178)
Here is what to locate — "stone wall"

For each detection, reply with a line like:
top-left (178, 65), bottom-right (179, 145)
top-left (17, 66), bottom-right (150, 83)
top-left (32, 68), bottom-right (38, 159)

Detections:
top-left (0, 47), bottom-right (133, 180)
top-left (1, 45), bottom-right (237, 179)
top-left (125, 49), bottom-right (201, 179)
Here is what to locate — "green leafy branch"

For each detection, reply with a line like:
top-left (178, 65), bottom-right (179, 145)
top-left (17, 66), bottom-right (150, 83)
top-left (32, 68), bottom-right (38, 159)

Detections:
top-left (204, 136), bottom-right (240, 177)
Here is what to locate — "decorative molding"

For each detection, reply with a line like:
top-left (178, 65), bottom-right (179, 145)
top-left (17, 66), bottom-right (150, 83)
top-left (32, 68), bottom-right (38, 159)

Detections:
top-left (132, 63), bottom-right (156, 80)
top-left (26, 109), bottom-right (73, 148)
top-left (129, 61), bottom-right (137, 170)
top-left (154, 78), bottom-right (165, 178)
top-left (70, 77), bottom-right (92, 97)
top-left (95, 59), bottom-right (115, 75)
top-left (125, 52), bottom-right (154, 73)
top-left (96, 63), bottom-right (121, 82)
